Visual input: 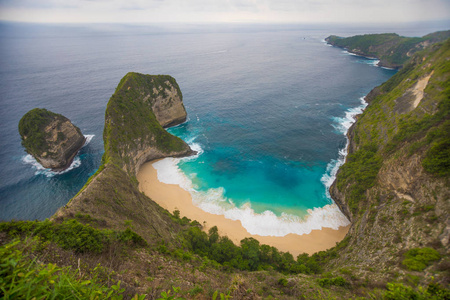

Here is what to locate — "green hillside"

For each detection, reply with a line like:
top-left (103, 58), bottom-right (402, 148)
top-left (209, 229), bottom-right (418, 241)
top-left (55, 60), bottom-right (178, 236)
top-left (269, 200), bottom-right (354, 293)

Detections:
top-left (1, 39), bottom-right (449, 299)
top-left (326, 30), bottom-right (450, 68)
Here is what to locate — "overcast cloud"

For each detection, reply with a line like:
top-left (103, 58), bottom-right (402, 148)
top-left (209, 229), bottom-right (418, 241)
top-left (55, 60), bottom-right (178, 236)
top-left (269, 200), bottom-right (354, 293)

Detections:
top-left (0, 0), bottom-right (449, 24)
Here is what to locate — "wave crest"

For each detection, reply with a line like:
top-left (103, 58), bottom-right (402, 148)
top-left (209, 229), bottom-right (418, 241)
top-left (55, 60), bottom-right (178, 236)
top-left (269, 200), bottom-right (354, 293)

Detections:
top-left (22, 134), bottom-right (94, 177)
top-left (153, 149), bottom-right (350, 237)
top-left (321, 97), bottom-right (368, 198)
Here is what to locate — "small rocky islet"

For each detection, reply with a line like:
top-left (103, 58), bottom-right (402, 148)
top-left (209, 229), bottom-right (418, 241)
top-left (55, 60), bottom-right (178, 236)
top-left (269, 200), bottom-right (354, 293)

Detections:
top-left (18, 108), bottom-right (85, 170)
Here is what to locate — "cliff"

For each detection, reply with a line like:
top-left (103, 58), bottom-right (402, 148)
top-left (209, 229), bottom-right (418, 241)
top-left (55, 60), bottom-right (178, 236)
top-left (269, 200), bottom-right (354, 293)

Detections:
top-left (18, 108), bottom-right (85, 170)
top-left (3, 40), bottom-right (450, 299)
top-left (325, 30), bottom-right (450, 69)
top-left (53, 72), bottom-right (195, 245)
top-left (329, 39), bottom-right (449, 285)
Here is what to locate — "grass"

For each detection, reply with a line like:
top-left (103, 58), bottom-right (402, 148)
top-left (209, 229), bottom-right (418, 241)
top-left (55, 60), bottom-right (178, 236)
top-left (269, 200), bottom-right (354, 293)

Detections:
top-left (0, 239), bottom-right (135, 300)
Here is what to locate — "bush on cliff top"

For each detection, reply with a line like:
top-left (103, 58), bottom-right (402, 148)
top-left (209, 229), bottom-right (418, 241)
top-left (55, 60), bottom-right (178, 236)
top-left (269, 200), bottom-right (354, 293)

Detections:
top-left (402, 247), bottom-right (441, 271)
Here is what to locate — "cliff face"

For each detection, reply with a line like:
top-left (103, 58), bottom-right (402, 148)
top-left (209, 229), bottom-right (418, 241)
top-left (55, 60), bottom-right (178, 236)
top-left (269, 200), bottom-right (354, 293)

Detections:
top-left (18, 108), bottom-right (85, 170)
top-left (329, 40), bottom-right (449, 283)
top-left (325, 31), bottom-right (450, 69)
top-left (53, 73), bottom-right (194, 244)
top-left (104, 72), bottom-right (193, 177)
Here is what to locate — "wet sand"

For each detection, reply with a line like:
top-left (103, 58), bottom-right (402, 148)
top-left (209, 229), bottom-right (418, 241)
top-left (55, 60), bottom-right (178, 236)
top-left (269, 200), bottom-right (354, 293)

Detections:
top-left (137, 161), bottom-right (350, 257)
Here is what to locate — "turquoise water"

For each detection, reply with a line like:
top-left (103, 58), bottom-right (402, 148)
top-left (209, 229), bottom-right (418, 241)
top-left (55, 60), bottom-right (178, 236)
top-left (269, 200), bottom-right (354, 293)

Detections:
top-left (149, 34), bottom-right (398, 236)
top-left (4, 22), bottom-right (437, 228)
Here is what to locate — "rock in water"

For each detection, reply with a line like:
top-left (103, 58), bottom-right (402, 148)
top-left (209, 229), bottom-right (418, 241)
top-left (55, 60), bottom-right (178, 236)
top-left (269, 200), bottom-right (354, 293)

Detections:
top-left (19, 108), bottom-right (86, 170)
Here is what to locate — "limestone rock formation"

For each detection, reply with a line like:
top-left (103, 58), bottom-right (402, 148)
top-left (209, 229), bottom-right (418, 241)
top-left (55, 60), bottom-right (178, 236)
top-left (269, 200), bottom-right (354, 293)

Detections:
top-left (19, 108), bottom-right (85, 170)
top-left (53, 72), bottom-right (195, 245)
top-left (104, 72), bottom-right (194, 176)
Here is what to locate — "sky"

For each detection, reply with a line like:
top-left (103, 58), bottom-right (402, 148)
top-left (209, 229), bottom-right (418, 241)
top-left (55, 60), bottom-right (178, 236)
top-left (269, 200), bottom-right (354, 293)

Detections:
top-left (0, 0), bottom-right (449, 24)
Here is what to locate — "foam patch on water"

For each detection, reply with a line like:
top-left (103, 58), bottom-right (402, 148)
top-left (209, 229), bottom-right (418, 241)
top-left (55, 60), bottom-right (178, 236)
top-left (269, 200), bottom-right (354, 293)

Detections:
top-left (22, 134), bottom-right (94, 177)
top-left (153, 143), bottom-right (350, 237)
top-left (83, 134), bottom-right (95, 147)
top-left (331, 97), bottom-right (367, 135)
top-left (341, 50), bottom-right (380, 67)
top-left (321, 97), bottom-right (368, 199)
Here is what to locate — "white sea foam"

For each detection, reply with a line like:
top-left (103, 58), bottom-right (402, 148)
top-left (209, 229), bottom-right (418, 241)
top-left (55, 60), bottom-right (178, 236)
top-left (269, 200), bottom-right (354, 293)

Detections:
top-left (22, 134), bottom-right (94, 177)
top-left (22, 155), bottom-right (82, 177)
top-left (321, 97), bottom-right (368, 199)
top-left (195, 194), bottom-right (350, 236)
top-left (371, 59), bottom-right (381, 67)
top-left (83, 134), bottom-right (95, 147)
top-left (153, 142), bottom-right (351, 237)
top-left (341, 50), bottom-right (381, 67)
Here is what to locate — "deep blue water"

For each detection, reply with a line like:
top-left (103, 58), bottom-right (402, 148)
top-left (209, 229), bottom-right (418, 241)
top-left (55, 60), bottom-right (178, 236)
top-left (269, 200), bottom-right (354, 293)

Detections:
top-left (0, 22), bottom-right (443, 229)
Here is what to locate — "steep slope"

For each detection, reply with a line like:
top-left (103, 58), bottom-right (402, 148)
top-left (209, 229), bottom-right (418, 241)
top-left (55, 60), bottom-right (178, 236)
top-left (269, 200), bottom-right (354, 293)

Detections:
top-left (325, 31), bottom-right (450, 68)
top-left (53, 72), bottom-right (194, 245)
top-left (329, 40), bottom-right (449, 285)
top-left (3, 41), bottom-right (450, 300)
top-left (18, 108), bottom-right (85, 170)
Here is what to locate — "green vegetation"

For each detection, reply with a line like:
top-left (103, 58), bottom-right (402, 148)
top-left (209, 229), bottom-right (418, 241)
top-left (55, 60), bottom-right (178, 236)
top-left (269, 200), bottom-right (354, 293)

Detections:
top-left (181, 225), bottom-right (312, 273)
top-left (422, 121), bottom-right (450, 177)
top-left (382, 282), bottom-right (450, 300)
top-left (10, 38), bottom-right (450, 298)
top-left (326, 31), bottom-right (450, 68)
top-left (103, 72), bottom-right (190, 174)
top-left (178, 225), bottom-right (352, 275)
top-left (334, 39), bottom-right (450, 219)
top-left (0, 239), bottom-right (134, 300)
top-left (402, 247), bottom-right (441, 271)
top-left (336, 144), bottom-right (382, 214)
top-left (317, 276), bottom-right (348, 288)
top-left (0, 219), bottom-right (146, 254)
top-left (18, 108), bottom-right (62, 156)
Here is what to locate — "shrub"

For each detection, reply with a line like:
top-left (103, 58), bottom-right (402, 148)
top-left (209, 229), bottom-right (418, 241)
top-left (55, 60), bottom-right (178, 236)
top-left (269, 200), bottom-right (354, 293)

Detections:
top-left (0, 219), bottom-right (147, 254)
top-left (383, 282), bottom-right (450, 300)
top-left (317, 276), bottom-right (348, 288)
top-left (0, 239), bottom-right (130, 299)
top-left (278, 278), bottom-right (288, 287)
top-left (402, 247), bottom-right (441, 271)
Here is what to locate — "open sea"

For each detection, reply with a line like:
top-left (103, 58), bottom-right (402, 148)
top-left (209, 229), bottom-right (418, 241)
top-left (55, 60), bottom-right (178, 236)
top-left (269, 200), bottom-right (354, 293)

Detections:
top-left (0, 22), bottom-right (446, 234)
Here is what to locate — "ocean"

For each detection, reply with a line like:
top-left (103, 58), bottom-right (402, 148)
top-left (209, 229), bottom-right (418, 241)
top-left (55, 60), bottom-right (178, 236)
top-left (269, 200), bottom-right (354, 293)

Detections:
top-left (0, 22), bottom-right (444, 233)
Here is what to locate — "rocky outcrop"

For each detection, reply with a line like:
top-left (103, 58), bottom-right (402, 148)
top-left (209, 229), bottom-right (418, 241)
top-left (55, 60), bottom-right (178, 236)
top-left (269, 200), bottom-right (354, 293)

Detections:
top-left (19, 108), bottom-right (85, 170)
top-left (53, 72), bottom-right (194, 245)
top-left (150, 82), bottom-right (187, 128)
top-left (104, 72), bottom-right (194, 176)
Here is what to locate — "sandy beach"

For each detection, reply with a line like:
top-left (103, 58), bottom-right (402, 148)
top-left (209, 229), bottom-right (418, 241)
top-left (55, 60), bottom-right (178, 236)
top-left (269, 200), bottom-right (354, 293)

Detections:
top-left (137, 161), bottom-right (350, 257)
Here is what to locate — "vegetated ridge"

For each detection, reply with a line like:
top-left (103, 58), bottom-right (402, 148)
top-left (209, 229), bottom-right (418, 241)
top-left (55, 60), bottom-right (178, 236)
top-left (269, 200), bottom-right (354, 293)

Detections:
top-left (1, 38), bottom-right (450, 299)
top-left (53, 72), bottom-right (195, 243)
top-left (325, 30), bottom-right (450, 69)
top-left (18, 108), bottom-right (85, 170)
top-left (329, 38), bottom-right (449, 289)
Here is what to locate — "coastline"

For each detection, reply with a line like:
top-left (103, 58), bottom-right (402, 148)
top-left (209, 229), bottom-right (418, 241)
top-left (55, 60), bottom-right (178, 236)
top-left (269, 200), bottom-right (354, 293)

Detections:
top-left (137, 161), bottom-right (349, 257)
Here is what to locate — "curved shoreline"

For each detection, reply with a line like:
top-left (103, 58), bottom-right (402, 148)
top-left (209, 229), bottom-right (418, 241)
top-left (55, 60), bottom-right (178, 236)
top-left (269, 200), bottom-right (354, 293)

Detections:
top-left (137, 161), bottom-right (349, 257)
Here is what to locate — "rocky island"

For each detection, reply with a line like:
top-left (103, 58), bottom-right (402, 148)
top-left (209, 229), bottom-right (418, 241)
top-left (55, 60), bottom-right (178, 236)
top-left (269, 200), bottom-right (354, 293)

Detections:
top-left (2, 36), bottom-right (449, 299)
top-left (18, 108), bottom-right (86, 170)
